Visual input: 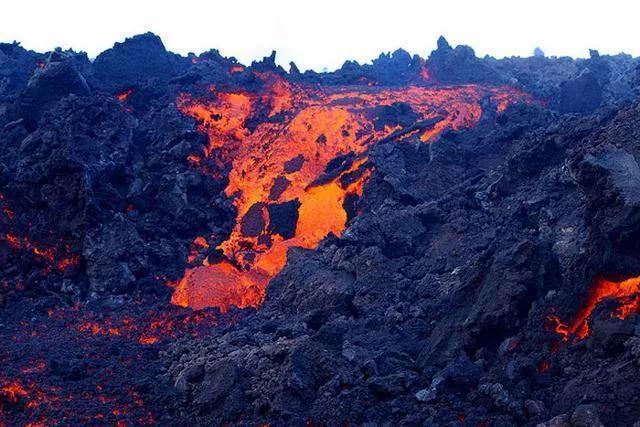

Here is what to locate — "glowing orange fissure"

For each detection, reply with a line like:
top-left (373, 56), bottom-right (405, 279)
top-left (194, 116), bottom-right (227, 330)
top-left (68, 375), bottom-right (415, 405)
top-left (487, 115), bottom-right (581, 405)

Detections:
top-left (172, 71), bottom-right (532, 312)
top-left (547, 275), bottom-right (640, 342)
top-left (1, 381), bottom-right (28, 404)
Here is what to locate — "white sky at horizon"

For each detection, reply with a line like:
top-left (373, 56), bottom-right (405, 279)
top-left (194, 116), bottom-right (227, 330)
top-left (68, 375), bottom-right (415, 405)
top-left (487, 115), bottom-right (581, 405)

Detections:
top-left (1, 0), bottom-right (638, 72)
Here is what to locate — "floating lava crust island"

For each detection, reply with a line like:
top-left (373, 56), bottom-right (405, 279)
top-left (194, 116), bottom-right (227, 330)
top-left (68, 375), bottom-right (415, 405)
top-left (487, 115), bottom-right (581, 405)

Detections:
top-left (3, 34), bottom-right (640, 426)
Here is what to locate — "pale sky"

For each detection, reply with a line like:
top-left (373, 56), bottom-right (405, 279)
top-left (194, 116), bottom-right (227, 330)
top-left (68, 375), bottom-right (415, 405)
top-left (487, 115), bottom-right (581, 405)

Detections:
top-left (1, 0), bottom-right (637, 71)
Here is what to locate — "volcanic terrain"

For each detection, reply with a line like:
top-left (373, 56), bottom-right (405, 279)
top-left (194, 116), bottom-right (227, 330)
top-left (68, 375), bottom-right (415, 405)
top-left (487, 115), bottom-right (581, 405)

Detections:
top-left (2, 33), bottom-right (640, 426)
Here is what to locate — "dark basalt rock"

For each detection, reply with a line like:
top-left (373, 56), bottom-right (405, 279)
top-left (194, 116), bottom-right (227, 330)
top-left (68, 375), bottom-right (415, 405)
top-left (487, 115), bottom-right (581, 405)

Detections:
top-left (84, 217), bottom-right (146, 294)
top-left (15, 50), bottom-right (91, 129)
top-left (575, 146), bottom-right (640, 238)
top-left (0, 42), bottom-right (45, 101)
top-left (0, 83), bottom-right (228, 301)
top-left (93, 32), bottom-right (186, 89)
top-left (559, 70), bottom-right (603, 114)
top-left (427, 36), bottom-right (504, 84)
top-left (267, 200), bottom-right (300, 239)
top-left (194, 360), bottom-right (246, 415)
top-left (366, 49), bottom-right (424, 85)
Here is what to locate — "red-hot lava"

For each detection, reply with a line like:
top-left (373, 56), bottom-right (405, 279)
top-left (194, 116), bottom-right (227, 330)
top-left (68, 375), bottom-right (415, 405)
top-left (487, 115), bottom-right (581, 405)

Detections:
top-left (2, 233), bottom-right (78, 273)
top-left (116, 89), bottom-right (134, 112)
top-left (547, 275), bottom-right (640, 342)
top-left (171, 71), bottom-right (532, 312)
top-left (116, 89), bottom-right (133, 103)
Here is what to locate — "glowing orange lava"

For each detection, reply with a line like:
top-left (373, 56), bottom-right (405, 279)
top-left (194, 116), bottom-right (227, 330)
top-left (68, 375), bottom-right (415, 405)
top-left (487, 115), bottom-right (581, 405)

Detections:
top-left (547, 275), bottom-right (640, 342)
top-left (0, 193), bottom-right (14, 220)
top-left (1, 381), bottom-right (28, 404)
top-left (0, 302), bottom-right (224, 426)
top-left (115, 89), bottom-right (134, 112)
top-left (116, 89), bottom-right (133, 103)
top-left (172, 71), bottom-right (532, 311)
top-left (419, 59), bottom-right (431, 82)
top-left (537, 360), bottom-right (551, 373)
top-left (0, 374), bottom-right (155, 426)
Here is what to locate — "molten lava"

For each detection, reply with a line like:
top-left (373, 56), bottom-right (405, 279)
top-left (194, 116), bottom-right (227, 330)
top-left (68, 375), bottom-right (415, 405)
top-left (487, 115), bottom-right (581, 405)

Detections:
top-left (116, 89), bottom-right (133, 103)
top-left (115, 89), bottom-right (134, 112)
top-left (172, 72), bottom-right (532, 311)
top-left (1, 381), bottom-right (28, 404)
top-left (547, 275), bottom-right (640, 342)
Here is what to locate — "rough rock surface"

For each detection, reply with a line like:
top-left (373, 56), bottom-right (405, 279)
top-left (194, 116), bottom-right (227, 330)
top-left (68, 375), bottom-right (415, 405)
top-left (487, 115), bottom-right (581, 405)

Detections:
top-left (164, 102), bottom-right (640, 425)
top-left (92, 32), bottom-right (187, 90)
top-left (2, 33), bottom-right (640, 426)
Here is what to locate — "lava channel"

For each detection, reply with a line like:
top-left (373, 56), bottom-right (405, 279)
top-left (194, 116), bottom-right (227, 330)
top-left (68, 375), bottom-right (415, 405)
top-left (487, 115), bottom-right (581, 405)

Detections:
top-left (171, 71), bottom-right (532, 312)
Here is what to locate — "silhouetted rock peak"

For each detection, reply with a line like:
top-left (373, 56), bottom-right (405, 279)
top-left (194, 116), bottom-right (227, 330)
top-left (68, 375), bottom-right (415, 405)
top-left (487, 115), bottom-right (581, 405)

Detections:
top-left (251, 50), bottom-right (286, 74)
top-left (289, 61), bottom-right (300, 75)
top-left (437, 35), bottom-right (452, 51)
top-left (427, 37), bottom-right (501, 84)
top-left (119, 32), bottom-right (167, 51)
top-left (93, 32), bottom-right (184, 89)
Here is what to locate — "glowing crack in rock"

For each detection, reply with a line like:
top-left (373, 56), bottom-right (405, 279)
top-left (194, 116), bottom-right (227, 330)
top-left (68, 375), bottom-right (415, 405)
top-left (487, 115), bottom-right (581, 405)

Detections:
top-left (547, 275), bottom-right (640, 342)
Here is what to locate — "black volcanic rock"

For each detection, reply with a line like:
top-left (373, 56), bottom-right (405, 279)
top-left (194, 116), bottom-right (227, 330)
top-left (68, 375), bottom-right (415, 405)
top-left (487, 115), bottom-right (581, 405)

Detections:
top-left (84, 216), bottom-right (145, 293)
top-left (366, 49), bottom-right (424, 85)
top-left (0, 84), bottom-right (228, 299)
top-left (250, 50), bottom-right (287, 75)
top-left (9, 95), bottom-right (134, 231)
top-left (93, 32), bottom-right (186, 89)
top-left (0, 42), bottom-right (45, 101)
top-left (15, 50), bottom-right (90, 129)
top-left (427, 36), bottom-right (503, 84)
top-left (559, 70), bottom-right (603, 113)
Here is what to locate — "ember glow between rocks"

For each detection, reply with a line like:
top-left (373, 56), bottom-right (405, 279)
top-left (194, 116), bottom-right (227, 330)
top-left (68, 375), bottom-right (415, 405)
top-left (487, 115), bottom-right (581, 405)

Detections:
top-left (0, 302), bottom-right (223, 426)
top-left (0, 194), bottom-right (79, 274)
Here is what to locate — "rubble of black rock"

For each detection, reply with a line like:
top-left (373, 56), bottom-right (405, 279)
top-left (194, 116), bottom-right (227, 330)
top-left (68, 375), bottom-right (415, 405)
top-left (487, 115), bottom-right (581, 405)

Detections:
top-left (3, 32), bottom-right (640, 426)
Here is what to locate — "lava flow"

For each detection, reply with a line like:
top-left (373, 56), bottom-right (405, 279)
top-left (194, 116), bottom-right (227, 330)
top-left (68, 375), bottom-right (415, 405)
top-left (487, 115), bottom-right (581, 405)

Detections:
top-left (547, 275), bottom-right (640, 342)
top-left (171, 72), bottom-right (532, 311)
